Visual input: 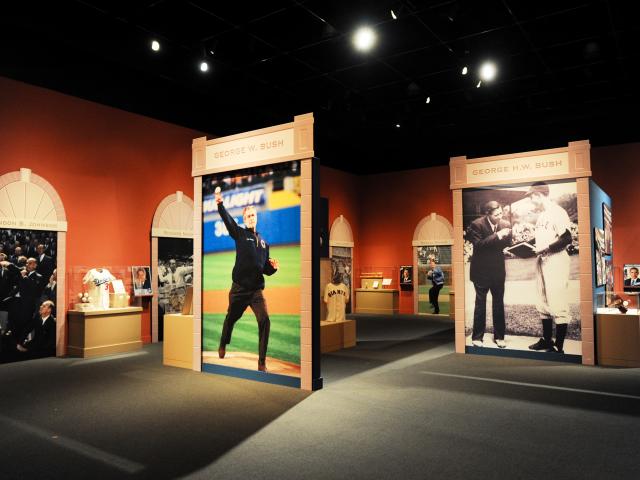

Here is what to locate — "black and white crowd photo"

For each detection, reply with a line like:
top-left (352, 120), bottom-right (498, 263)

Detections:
top-left (0, 229), bottom-right (57, 363)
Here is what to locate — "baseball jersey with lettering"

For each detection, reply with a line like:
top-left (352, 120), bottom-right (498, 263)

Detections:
top-left (324, 282), bottom-right (350, 322)
top-left (534, 202), bottom-right (571, 251)
top-left (83, 268), bottom-right (115, 309)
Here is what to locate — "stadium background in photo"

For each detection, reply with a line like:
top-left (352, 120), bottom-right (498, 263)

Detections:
top-left (202, 162), bottom-right (301, 367)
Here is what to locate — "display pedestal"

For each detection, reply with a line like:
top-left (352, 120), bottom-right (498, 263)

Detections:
top-left (354, 289), bottom-right (399, 314)
top-left (67, 307), bottom-right (143, 358)
top-left (596, 312), bottom-right (640, 367)
top-left (163, 314), bottom-right (194, 369)
top-left (321, 319), bottom-right (356, 353)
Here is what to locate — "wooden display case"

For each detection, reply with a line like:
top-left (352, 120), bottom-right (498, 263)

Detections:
top-left (163, 314), bottom-right (194, 369)
top-left (67, 307), bottom-right (142, 358)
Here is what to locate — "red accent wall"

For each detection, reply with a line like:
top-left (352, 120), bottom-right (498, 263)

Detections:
top-left (0, 76), bottom-right (202, 344)
top-left (320, 166), bottom-right (361, 293)
top-left (591, 143), bottom-right (640, 288)
top-left (321, 165), bottom-right (452, 314)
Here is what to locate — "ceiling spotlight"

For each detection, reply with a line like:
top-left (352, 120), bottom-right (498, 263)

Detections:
top-left (461, 66), bottom-right (468, 75)
top-left (353, 26), bottom-right (376, 52)
top-left (479, 61), bottom-right (497, 81)
top-left (151, 40), bottom-right (160, 52)
top-left (476, 80), bottom-right (482, 88)
top-left (391, 10), bottom-right (397, 20)
top-left (200, 61), bottom-right (209, 72)
top-left (426, 96), bottom-right (431, 104)
top-left (395, 123), bottom-right (401, 128)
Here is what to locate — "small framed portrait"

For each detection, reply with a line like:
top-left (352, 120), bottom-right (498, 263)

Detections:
top-left (131, 266), bottom-right (153, 296)
top-left (623, 264), bottom-right (640, 291)
top-left (602, 202), bottom-right (612, 255)
top-left (400, 265), bottom-right (413, 285)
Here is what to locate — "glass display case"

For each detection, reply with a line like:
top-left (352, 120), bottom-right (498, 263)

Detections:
top-left (595, 291), bottom-right (640, 315)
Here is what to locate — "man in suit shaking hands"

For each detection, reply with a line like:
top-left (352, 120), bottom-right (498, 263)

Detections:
top-left (467, 201), bottom-right (511, 348)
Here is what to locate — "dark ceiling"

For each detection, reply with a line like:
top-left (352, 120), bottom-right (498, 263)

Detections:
top-left (1, 1), bottom-right (638, 173)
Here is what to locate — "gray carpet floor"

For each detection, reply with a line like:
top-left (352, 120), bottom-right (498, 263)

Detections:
top-left (1, 314), bottom-right (639, 479)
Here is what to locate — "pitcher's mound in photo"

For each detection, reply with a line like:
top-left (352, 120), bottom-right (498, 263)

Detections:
top-left (203, 350), bottom-right (301, 377)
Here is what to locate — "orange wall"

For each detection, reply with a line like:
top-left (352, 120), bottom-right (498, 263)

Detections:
top-left (321, 165), bottom-right (452, 314)
top-left (320, 166), bottom-right (361, 290)
top-left (360, 166), bottom-right (452, 313)
top-left (0, 76), bottom-right (202, 343)
top-left (591, 143), bottom-right (640, 287)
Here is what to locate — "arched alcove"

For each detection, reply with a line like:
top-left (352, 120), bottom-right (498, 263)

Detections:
top-left (412, 212), bottom-right (454, 316)
top-left (151, 191), bottom-right (194, 342)
top-left (328, 215), bottom-right (354, 315)
top-left (0, 168), bottom-right (68, 356)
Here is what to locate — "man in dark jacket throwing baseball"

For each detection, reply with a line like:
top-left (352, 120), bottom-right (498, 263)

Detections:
top-left (215, 187), bottom-right (279, 371)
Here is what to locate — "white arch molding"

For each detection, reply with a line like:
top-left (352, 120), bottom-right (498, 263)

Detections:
top-left (412, 212), bottom-right (454, 315)
top-left (151, 191), bottom-right (194, 343)
top-left (329, 215), bottom-right (354, 249)
top-left (0, 168), bottom-right (68, 356)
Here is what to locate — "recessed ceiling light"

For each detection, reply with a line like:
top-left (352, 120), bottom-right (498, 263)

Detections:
top-left (461, 66), bottom-right (468, 75)
top-left (391, 10), bottom-right (397, 20)
top-left (426, 97), bottom-right (431, 104)
top-left (200, 61), bottom-right (209, 72)
top-left (353, 27), bottom-right (376, 52)
top-left (395, 123), bottom-right (401, 128)
top-left (479, 61), bottom-right (497, 81)
top-left (151, 40), bottom-right (160, 52)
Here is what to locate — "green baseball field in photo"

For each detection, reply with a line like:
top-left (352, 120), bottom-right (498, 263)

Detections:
top-left (203, 313), bottom-right (300, 364)
top-left (418, 285), bottom-right (451, 315)
top-left (202, 245), bottom-right (301, 364)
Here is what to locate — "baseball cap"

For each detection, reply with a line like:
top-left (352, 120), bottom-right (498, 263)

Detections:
top-left (525, 181), bottom-right (549, 198)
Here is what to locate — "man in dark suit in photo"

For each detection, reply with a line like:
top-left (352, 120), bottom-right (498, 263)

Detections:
top-left (16, 300), bottom-right (56, 358)
top-left (35, 244), bottom-right (55, 280)
top-left (1, 258), bottom-right (44, 342)
top-left (467, 201), bottom-right (512, 348)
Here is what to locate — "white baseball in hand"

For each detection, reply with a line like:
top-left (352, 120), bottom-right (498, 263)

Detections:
top-left (214, 186), bottom-right (221, 194)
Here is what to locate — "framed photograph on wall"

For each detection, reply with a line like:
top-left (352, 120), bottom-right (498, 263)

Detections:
top-left (400, 265), bottom-right (413, 285)
top-left (602, 202), bottom-right (613, 255)
top-left (594, 228), bottom-right (605, 287)
top-left (132, 266), bottom-right (152, 296)
top-left (623, 264), bottom-right (640, 292)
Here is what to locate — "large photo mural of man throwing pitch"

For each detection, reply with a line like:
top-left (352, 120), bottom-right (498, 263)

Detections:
top-left (202, 161), bottom-right (301, 379)
top-left (463, 180), bottom-right (581, 360)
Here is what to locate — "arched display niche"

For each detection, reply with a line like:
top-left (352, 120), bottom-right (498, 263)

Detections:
top-left (329, 215), bottom-right (355, 314)
top-left (0, 168), bottom-right (68, 356)
top-left (412, 213), bottom-right (454, 315)
top-left (150, 191), bottom-right (194, 343)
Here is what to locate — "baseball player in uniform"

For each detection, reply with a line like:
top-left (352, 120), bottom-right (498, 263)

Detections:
top-left (526, 182), bottom-right (572, 353)
top-left (324, 273), bottom-right (349, 322)
top-left (215, 187), bottom-right (279, 371)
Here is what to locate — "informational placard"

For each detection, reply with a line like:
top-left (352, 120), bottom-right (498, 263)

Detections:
top-left (205, 129), bottom-right (294, 171)
top-left (466, 152), bottom-right (569, 185)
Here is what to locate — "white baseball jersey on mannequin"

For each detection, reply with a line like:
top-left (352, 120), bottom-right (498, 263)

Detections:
top-left (83, 268), bottom-right (115, 309)
top-left (323, 282), bottom-right (349, 322)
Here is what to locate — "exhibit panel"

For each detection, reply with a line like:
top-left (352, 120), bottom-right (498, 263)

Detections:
top-left (0, 168), bottom-right (67, 361)
top-left (412, 213), bottom-right (454, 316)
top-left (151, 191), bottom-right (194, 343)
top-left (450, 141), bottom-right (595, 364)
top-left (192, 114), bottom-right (320, 390)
